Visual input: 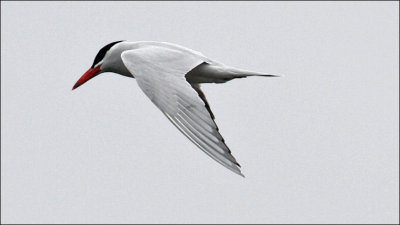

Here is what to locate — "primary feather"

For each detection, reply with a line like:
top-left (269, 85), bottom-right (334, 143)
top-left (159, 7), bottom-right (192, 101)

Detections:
top-left (121, 45), bottom-right (244, 176)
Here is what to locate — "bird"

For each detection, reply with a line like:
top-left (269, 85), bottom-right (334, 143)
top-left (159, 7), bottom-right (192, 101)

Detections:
top-left (72, 41), bottom-right (278, 177)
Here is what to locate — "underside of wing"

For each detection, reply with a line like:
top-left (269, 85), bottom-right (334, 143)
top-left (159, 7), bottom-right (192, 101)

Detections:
top-left (121, 46), bottom-right (243, 176)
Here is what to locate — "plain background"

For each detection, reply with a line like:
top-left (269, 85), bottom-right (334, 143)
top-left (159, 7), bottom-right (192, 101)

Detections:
top-left (1, 2), bottom-right (399, 224)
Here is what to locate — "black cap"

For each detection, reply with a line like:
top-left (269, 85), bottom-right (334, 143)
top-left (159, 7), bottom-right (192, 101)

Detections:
top-left (91, 40), bottom-right (124, 68)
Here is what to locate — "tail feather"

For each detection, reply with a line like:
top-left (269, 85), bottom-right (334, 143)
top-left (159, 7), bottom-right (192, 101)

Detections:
top-left (236, 73), bottom-right (280, 78)
top-left (186, 63), bottom-right (280, 84)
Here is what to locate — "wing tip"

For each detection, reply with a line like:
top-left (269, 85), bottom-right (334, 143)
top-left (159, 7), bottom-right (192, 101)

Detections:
top-left (235, 170), bottom-right (246, 178)
top-left (230, 164), bottom-right (245, 178)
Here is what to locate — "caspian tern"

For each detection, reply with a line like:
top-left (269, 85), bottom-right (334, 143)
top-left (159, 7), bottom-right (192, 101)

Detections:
top-left (73, 41), bottom-right (278, 177)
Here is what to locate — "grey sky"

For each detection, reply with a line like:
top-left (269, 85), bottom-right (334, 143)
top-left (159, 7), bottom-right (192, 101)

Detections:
top-left (1, 2), bottom-right (399, 224)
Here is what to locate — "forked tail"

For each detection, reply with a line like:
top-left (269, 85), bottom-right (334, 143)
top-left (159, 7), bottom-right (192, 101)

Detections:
top-left (186, 63), bottom-right (280, 84)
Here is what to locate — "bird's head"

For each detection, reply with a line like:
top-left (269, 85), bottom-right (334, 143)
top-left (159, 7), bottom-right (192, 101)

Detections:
top-left (72, 40), bottom-right (129, 90)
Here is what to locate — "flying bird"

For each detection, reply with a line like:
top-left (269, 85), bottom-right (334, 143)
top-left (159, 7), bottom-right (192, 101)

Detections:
top-left (72, 41), bottom-right (278, 177)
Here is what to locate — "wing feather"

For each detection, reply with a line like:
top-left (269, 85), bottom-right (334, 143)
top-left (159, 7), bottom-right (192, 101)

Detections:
top-left (121, 45), bottom-right (243, 176)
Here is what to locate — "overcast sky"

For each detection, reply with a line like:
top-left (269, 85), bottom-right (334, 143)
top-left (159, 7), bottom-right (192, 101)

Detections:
top-left (1, 2), bottom-right (399, 224)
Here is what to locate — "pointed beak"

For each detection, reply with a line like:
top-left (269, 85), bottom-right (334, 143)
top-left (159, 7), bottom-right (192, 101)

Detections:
top-left (72, 65), bottom-right (102, 90)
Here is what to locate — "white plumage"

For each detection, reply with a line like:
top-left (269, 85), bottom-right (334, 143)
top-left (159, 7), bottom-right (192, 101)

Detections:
top-left (73, 41), bottom-right (278, 176)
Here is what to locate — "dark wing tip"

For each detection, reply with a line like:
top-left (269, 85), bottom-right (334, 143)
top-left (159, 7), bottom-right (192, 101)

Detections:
top-left (190, 83), bottom-right (244, 173)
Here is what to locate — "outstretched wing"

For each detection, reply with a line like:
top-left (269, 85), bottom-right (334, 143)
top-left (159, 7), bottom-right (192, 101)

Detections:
top-left (121, 46), bottom-right (243, 176)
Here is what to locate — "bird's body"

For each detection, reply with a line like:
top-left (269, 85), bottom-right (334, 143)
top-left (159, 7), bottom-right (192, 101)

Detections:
top-left (73, 41), bottom-right (278, 177)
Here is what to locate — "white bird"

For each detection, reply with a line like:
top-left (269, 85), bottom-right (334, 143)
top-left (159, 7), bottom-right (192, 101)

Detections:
top-left (73, 41), bottom-right (278, 177)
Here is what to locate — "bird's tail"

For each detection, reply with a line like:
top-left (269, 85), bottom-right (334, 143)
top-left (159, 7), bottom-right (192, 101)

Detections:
top-left (230, 68), bottom-right (281, 80)
top-left (236, 73), bottom-right (280, 78)
top-left (186, 63), bottom-right (280, 84)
